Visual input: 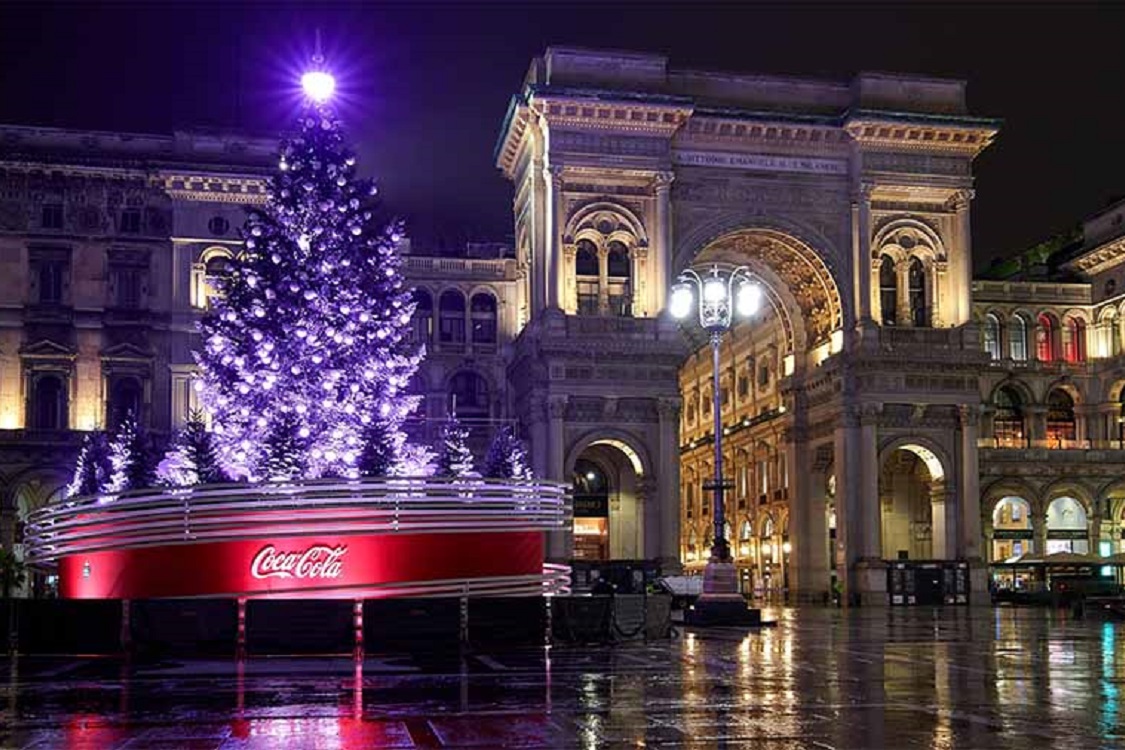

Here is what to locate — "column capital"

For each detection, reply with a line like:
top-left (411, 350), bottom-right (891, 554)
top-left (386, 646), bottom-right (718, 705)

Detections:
top-left (548, 395), bottom-right (568, 419)
top-left (657, 397), bottom-right (683, 420)
top-left (562, 243), bottom-right (577, 259)
top-left (852, 181), bottom-right (877, 203)
top-left (652, 171), bottom-right (676, 191)
top-left (958, 404), bottom-right (982, 427)
top-left (948, 188), bottom-right (975, 211)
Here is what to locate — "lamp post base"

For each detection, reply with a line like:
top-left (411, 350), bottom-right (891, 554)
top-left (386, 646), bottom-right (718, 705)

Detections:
top-left (686, 560), bottom-right (762, 627)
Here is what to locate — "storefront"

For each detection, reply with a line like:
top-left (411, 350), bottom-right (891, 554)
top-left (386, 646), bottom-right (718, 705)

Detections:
top-left (1046, 497), bottom-right (1089, 554)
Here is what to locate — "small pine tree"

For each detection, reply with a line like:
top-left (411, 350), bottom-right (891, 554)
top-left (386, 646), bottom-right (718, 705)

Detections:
top-left (482, 425), bottom-right (533, 481)
top-left (435, 416), bottom-right (474, 478)
top-left (358, 417), bottom-right (400, 477)
top-left (260, 411), bottom-right (308, 481)
top-left (66, 431), bottom-right (111, 498)
top-left (159, 410), bottom-right (226, 486)
top-left (108, 413), bottom-right (155, 493)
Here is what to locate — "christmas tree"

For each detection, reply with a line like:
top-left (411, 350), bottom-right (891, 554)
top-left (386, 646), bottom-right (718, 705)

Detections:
top-left (65, 431), bottom-right (111, 498)
top-left (158, 409), bottom-right (226, 487)
top-left (435, 415), bottom-right (475, 478)
top-left (107, 413), bottom-right (155, 494)
top-left (482, 425), bottom-right (533, 481)
top-left (196, 61), bottom-right (423, 481)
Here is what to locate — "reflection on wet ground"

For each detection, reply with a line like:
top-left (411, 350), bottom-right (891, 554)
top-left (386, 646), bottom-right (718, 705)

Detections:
top-left (0, 606), bottom-right (1120, 748)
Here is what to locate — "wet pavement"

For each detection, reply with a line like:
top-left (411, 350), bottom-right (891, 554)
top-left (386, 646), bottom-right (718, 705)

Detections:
top-left (0, 606), bottom-right (1121, 749)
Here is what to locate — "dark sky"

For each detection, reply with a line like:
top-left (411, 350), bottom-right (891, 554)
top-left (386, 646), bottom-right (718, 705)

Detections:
top-left (2, 2), bottom-right (1124, 270)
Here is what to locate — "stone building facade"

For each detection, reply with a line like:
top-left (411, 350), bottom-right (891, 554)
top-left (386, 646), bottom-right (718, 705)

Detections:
top-left (4, 48), bottom-right (1125, 604)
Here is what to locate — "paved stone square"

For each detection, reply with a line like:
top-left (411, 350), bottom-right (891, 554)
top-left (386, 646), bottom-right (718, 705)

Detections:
top-left (0, 606), bottom-right (1120, 749)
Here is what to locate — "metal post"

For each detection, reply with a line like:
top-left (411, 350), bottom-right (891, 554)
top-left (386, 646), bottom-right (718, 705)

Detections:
top-left (711, 330), bottom-right (728, 561)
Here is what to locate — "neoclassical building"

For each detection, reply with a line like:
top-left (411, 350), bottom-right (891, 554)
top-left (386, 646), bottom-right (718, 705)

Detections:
top-left (3, 48), bottom-right (1125, 604)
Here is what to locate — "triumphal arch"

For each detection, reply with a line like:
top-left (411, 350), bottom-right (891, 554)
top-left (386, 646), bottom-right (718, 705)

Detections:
top-left (496, 48), bottom-right (998, 603)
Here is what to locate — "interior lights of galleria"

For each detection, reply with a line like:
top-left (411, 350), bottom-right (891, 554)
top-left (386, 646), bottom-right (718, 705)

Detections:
top-left (3, 47), bottom-right (1125, 605)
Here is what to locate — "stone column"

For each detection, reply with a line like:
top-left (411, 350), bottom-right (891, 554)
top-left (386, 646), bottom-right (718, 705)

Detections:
top-left (657, 398), bottom-right (683, 571)
top-left (950, 189), bottom-right (975, 326)
top-left (596, 244), bottom-right (610, 316)
top-left (931, 485), bottom-right (958, 560)
top-left (632, 247), bottom-right (648, 317)
top-left (854, 404), bottom-right (886, 604)
top-left (653, 172), bottom-right (674, 315)
top-left (1033, 511), bottom-right (1048, 556)
top-left (528, 125), bottom-right (548, 316)
top-left (895, 260), bottom-right (912, 327)
top-left (852, 183), bottom-right (875, 326)
top-left (547, 395), bottom-right (571, 561)
top-left (542, 164), bottom-right (565, 311)
top-left (1027, 405), bottom-right (1047, 446)
top-left (562, 244), bottom-right (577, 315)
top-left (787, 430), bottom-right (827, 603)
top-left (959, 405), bottom-right (982, 561)
top-left (833, 406), bottom-right (862, 602)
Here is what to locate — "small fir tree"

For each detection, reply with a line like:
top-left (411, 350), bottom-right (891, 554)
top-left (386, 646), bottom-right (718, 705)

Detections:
top-left (107, 413), bottom-right (155, 493)
top-left (66, 431), bottom-right (111, 498)
top-left (435, 415), bottom-right (474, 478)
top-left (357, 417), bottom-right (400, 477)
top-left (482, 425), bottom-right (533, 481)
top-left (260, 411), bottom-right (309, 481)
top-left (159, 410), bottom-right (226, 486)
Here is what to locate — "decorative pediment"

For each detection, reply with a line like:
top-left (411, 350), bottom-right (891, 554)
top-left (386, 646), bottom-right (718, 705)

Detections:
top-left (100, 342), bottom-right (154, 362)
top-left (1064, 236), bottom-right (1125, 277)
top-left (20, 339), bottom-right (76, 360)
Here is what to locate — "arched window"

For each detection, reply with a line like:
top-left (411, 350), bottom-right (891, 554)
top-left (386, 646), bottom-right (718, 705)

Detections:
top-left (108, 376), bottom-right (142, 431)
top-left (470, 292), bottom-right (497, 346)
top-left (1046, 497), bottom-right (1089, 554)
top-left (1102, 309), bottom-right (1121, 357)
top-left (1046, 388), bottom-right (1076, 444)
top-left (1065, 317), bottom-right (1087, 363)
top-left (879, 255), bottom-right (897, 326)
top-left (194, 249), bottom-right (232, 308)
top-left (983, 313), bottom-right (1002, 360)
top-left (993, 386), bottom-right (1025, 446)
top-left (575, 240), bottom-right (599, 316)
top-left (908, 257), bottom-right (927, 326)
top-left (412, 289), bottom-right (433, 343)
top-left (606, 240), bottom-right (631, 317)
top-left (1010, 314), bottom-right (1029, 361)
top-left (1036, 313), bottom-right (1057, 362)
top-left (449, 370), bottom-right (489, 420)
top-left (438, 291), bottom-right (465, 345)
top-left (30, 374), bottom-right (67, 430)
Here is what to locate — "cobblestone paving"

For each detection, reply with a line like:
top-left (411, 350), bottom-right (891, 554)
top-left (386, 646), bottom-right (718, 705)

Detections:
top-left (0, 606), bottom-right (1121, 748)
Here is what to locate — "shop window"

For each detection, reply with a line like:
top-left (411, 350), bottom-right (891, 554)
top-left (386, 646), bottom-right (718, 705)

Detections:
top-left (438, 291), bottom-right (466, 344)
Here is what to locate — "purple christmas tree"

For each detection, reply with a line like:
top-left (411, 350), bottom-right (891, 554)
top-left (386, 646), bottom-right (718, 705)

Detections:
top-left (196, 68), bottom-right (423, 481)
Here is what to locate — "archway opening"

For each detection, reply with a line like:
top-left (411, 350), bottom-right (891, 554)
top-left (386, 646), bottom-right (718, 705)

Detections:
top-left (990, 496), bottom-right (1033, 562)
top-left (1045, 496), bottom-right (1089, 554)
top-left (570, 441), bottom-right (645, 561)
top-left (879, 444), bottom-right (947, 561)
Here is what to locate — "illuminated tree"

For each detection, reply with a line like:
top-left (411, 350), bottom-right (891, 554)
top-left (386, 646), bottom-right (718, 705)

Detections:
top-left (482, 425), bottom-right (532, 481)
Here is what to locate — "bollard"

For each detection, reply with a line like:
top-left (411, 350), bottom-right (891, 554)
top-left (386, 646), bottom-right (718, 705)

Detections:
top-left (120, 599), bottom-right (132, 654)
top-left (459, 590), bottom-right (469, 646)
top-left (353, 599), bottom-right (364, 660)
top-left (236, 597), bottom-right (247, 660)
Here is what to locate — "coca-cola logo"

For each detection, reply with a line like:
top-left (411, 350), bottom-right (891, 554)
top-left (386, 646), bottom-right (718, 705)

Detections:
top-left (250, 544), bottom-right (347, 580)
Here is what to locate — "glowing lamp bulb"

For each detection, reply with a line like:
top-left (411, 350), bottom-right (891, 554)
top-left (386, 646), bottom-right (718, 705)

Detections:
top-left (703, 277), bottom-right (727, 303)
top-left (301, 70), bottom-right (336, 103)
top-left (737, 282), bottom-right (762, 317)
top-left (670, 284), bottom-right (694, 319)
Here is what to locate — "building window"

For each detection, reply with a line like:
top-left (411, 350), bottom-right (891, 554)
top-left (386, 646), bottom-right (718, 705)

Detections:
top-left (1065, 317), bottom-right (1087, 363)
top-left (737, 375), bottom-right (749, 399)
top-left (208, 216), bottom-right (230, 236)
top-left (119, 208), bottom-right (142, 234)
top-left (606, 241), bottom-right (631, 317)
top-left (412, 289), bottom-right (433, 343)
top-left (449, 370), bottom-right (488, 420)
top-left (575, 240), bottom-right (599, 316)
top-left (41, 203), bottom-right (64, 230)
top-left (29, 248), bottom-right (69, 305)
top-left (203, 254), bottom-right (231, 307)
top-left (30, 374), bottom-right (68, 430)
top-left (758, 363), bottom-right (770, 388)
top-left (983, 313), bottom-right (1001, 359)
top-left (112, 266), bottom-right (143, 308)
top-left (438, 290), bottom-right (465, 345)
top-left (1045, 388), bottom-right (1076, 444)
top-left (107, 376), bottom-right (143, 431)
top-left (908, 257), bottom-right (927, 326)
top-left (1106, 279), bottom-right (1117, 298)
top-left (993, 386), bottom-right (1024, 447)
top-left (879, 255), bottom-right (897, 326)
top-left (470, 292), bottom-right (498, 345)
top-left (1010, 315), bottom-right (1028, 361)
top-left (1036, 313), bottom-right (1056, 362)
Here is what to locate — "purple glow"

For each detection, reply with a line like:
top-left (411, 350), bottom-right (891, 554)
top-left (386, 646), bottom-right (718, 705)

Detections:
top-left (301, 70), bottom-right (335, 102)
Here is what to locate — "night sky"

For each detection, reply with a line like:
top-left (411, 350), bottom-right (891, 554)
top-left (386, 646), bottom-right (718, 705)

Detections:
top-left (2, 2), bottom-right (1124, 271)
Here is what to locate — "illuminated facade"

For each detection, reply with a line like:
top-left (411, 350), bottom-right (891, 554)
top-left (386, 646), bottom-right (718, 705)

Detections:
top-left (5, 48), bottom-right (1125, 604)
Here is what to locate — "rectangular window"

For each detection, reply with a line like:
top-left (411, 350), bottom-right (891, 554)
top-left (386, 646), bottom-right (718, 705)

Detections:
top-left (29, 248), bottom-right (69, 305)
top-left (113, 267), bottom-right (142, 308)
top-left (119, 209), bottom-right (142, 234)
top-left (41, 203), bottom-right (64, 230)
top-left (38, 262), bottom-right (64, 304)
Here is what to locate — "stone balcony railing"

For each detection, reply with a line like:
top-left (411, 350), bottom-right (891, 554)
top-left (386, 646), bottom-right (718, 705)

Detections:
top-left (403, 256), bottom-right (515, 279)
top-left (978, 442), bottom-right (1125, 462)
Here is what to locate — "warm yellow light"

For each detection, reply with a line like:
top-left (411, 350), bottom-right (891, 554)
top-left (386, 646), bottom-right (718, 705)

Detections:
top-left (830, 328), bottom-right (844, 353)
top-left (782, 541), bottom-right (792, 555)
top-left (761, 542), bottom-right (772, 557)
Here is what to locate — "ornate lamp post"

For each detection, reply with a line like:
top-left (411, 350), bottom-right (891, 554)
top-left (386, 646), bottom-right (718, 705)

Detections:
top-left (671, 265), bottom-right (762, 624)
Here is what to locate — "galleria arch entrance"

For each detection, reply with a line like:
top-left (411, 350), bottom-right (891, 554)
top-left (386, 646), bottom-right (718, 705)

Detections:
top-left (568, 437), bottom-right (648, 562)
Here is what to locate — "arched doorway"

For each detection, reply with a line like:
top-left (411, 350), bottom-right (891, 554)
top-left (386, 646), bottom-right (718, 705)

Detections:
top-left (879, 443), bottom-right (948, 560)
top-left (990, 496), bottom-right (1034, 561)
top-left (569, 439), bottom-right (646, 561)
top-left (1045, 496), bottom-right (1089, 554)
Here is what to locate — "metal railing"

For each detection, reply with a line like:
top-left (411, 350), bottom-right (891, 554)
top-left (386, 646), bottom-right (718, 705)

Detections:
top-left (24, 477), bottom-right (571, 567)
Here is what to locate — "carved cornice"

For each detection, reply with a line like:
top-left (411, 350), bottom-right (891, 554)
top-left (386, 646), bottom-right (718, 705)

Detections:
top-left (683, 116), bottom-right (849, 155)
top-left (845, 116), bottom-right (998, 157)
top-left (160, 173), bottom-right (269, 205)
top-left (1064, 235), bottom-right (1125, 277)
top-left (532, 95), bottom-right (692, 138)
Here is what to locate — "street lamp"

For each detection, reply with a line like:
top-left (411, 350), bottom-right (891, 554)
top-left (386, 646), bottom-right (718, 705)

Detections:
top-left (672, 265), bottom-right (762, 623)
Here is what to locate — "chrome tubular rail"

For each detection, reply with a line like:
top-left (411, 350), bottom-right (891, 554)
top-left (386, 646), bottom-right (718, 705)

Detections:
top-left (24, 478), bottom-right (573, 567)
